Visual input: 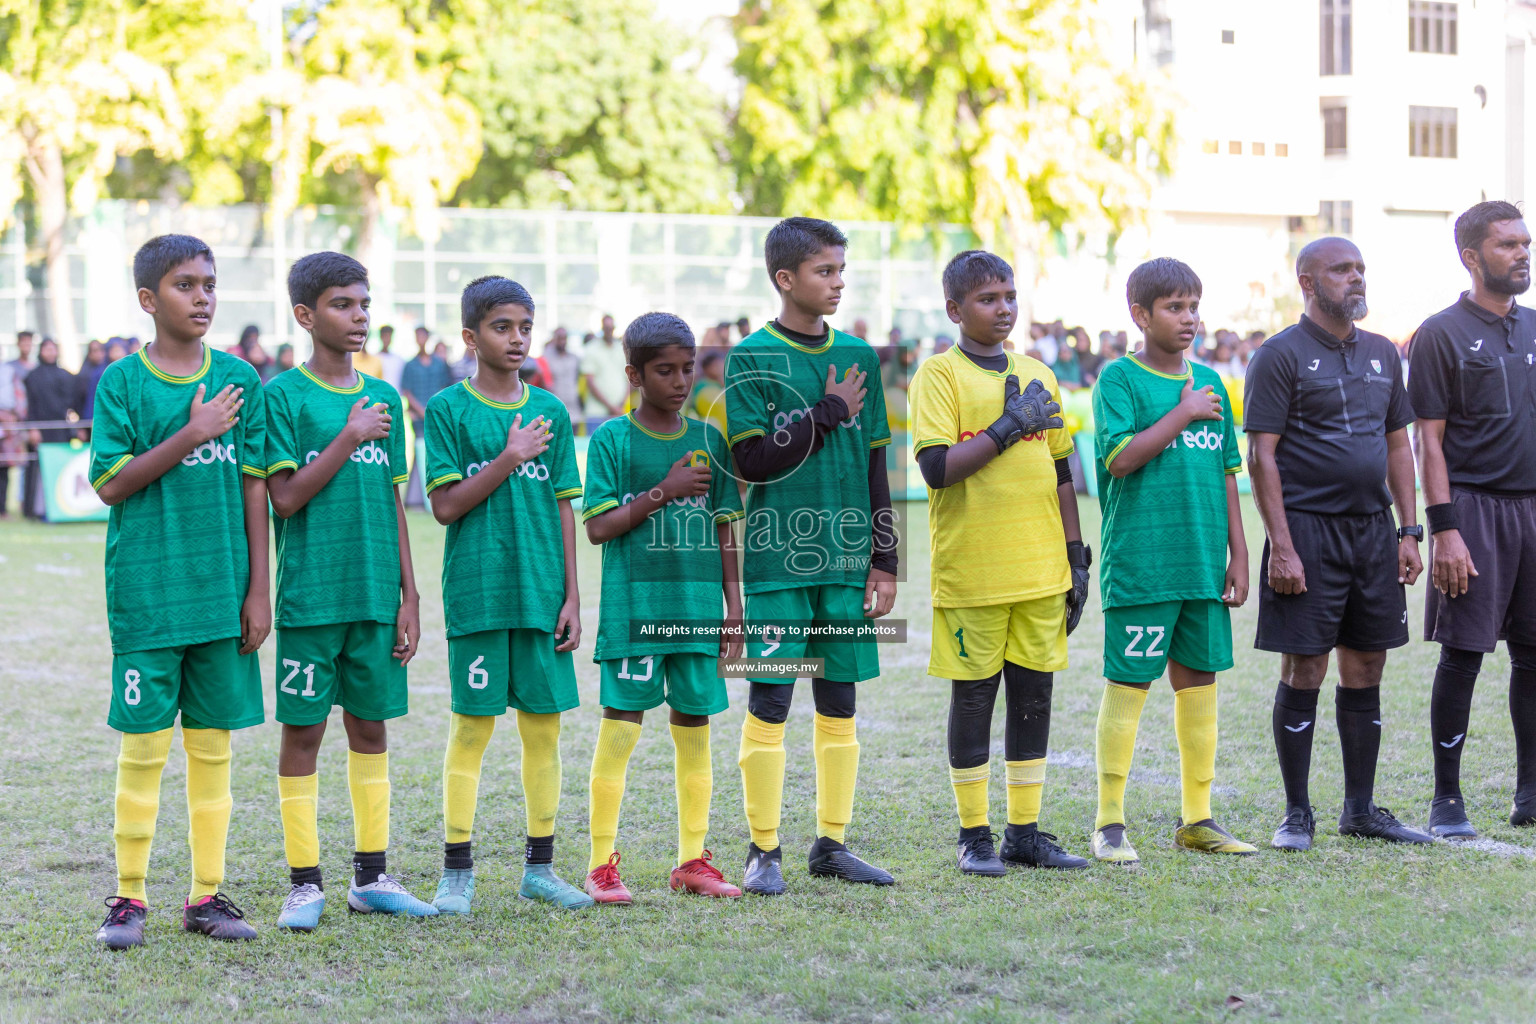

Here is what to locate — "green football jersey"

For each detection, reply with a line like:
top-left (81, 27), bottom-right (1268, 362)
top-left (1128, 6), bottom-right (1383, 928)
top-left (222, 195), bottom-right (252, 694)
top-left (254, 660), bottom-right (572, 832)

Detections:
top-left (264, 366), bottom-right (408, 629)
top-left (724, 324), bottom-right (890, 594)
top-left (1093, 356), bottom-right (1241, 608)
top-left (582, 413), bottom-right (744, 660)
top-left (88, 346), bottom-right (267, 653)
top-left (424, 379), bottom-right (582, 637)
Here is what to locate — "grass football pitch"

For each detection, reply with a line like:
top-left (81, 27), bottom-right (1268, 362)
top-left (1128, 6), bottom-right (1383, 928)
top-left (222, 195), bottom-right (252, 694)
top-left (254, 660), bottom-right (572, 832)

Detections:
top-left (2, 500), bottom-right (1534, 1024)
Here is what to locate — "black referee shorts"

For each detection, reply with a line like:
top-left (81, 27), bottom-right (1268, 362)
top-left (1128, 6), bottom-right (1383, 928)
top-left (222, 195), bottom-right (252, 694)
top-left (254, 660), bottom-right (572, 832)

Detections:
top-left (1425, 489), bottom-right (1536, 653)
top-left (1256, 508), bottom-right (1408, 656)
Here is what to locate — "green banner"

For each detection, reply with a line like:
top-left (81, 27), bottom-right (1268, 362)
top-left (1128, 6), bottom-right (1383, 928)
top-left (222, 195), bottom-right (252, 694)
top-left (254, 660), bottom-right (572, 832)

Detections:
top-left (38, 441), bottom-right (110, 522)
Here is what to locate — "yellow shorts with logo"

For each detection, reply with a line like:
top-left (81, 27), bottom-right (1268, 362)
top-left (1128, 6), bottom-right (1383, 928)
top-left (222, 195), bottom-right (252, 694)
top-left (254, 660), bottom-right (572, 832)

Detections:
top-left (929, 593), bottom-right (1068, 680)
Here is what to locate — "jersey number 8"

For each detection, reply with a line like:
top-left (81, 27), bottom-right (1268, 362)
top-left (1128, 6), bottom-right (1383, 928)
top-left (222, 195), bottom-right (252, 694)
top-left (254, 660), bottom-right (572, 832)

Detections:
top-left (123, 669), bottom-right (142, 706)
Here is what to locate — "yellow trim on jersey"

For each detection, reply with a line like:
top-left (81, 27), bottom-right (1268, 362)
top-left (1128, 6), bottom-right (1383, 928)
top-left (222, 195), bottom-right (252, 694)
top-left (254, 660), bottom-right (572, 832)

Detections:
top-left (241, 463), bottom-right (268, 478)
top-left (266, 459), bottom-right (299, 475)
top-left (462, 378), bottom-right (530, 410)
top-left (392, 472), bottom-right (409, 485)
top-left (425, 471), bottom-right (463, 494)
top-left (1225, 465), bottom-right (1243, 474)
top-left (1049, 438), bottom-right (1076, 458)
top-left (137, 344), bottom-right (211, 384)
top-left (948, 346), bottom-right (1017, 381)
top-left (92, 454), bottom-right (133, 489)
top-left (581, 498), bottom-right (620, 521)
top-left (1103, 436), bottom-right (1133, 469)
top-left (714, 508), bottom-right (746, 524)
top-left (1126, 354), bottom-right (1191, 381)
top-left (625, 411), bottom-right (687, 440)
top-left (870, 436), bottom-right (892, 448)
top-left (554, 487), bottom-right (583, 500)
top-left (728, 427), bottom-right (766, 444)
top-left (763, 322), bottom-right (835, 354)
top-left (912, 437), bottom-right (950, 453)
top-left (299, 364), bottom-right (364, 394)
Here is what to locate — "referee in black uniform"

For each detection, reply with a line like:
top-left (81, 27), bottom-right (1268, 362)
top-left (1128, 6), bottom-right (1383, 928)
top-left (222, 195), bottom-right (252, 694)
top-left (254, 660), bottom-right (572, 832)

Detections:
top-left (1244, 236), bottom-right (1430, 851)
top-left (1408, 201), bottom-right (1536, 838)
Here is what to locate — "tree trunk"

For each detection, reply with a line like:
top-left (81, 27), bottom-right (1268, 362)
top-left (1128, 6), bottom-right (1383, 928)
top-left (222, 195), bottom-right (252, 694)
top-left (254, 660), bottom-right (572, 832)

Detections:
top-left (28, 139), bottom-right (77, 356)
top-left (356, 175), bottom-right (381, 270)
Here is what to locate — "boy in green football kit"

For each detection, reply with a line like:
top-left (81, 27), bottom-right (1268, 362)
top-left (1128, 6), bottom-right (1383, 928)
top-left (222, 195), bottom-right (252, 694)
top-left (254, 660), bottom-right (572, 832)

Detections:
top-left (580, 312), bottom-right (746, 905)
top-left (910, 250), bottom-right (1090, 877)
top-left (264, 252), bottom-right (434, 930)
top-left (1090, 258), bottom-right (1256, 864)
top-left (425, 276), bottom-right (593, 912)
top-left (725, 217), bottom-right (899, 894)
top-left (91, 234), bottom-right (269, 949)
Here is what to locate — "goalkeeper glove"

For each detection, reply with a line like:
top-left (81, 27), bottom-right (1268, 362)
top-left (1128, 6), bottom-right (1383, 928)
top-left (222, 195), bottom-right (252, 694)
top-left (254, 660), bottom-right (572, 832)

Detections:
top-left (1065, 541), bottom-right (1092, 635)
top-left (983, 375), bottom-right (1065, 454)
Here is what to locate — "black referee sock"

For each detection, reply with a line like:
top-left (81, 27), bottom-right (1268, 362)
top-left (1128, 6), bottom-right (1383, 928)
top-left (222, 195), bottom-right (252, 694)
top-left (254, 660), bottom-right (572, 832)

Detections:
top-left (1336, 685), bottom-right (1382, 810)
top-left (1272, 683), bottom-right (1319, 810)
top-left (1430, 647), bottom-right (1481, 801)
top-left (1509, 644), bottom-right (1536, 801)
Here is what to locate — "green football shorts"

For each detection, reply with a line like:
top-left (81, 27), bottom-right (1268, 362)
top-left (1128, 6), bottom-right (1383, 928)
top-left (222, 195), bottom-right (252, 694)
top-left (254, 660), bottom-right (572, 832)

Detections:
top-left (745, 584), bottom-right (880, 685)
top-left (1102, 599), bottom-right (1233, 684)
top-left (109, 636), bottom-right (264, 734)
top-left (598, 653), bottom-right (727, 715)
top-left (275, 621), bottom-right (407, 726)
top-left (447, 628), bottom-right (579, 716)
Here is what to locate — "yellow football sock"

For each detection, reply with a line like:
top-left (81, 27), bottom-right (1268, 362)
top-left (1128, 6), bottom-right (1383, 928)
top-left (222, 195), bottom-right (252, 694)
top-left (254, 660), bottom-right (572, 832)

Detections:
top-left (1006, 758), bottom-right (1046, 826)
top-left (738, 713), bottom-right (786, 852)
top-left (348, 750), bottom-right (390, 855)
top-left (672, 723), bottom-right (712, 865)
top-left (1095, 684), bottom-right (1148, 830)
top-left (587, 719), bottom-right (641, 872)
top-left (516, 710), bottom-right (562, 838)
top-left (278, 772), bottom-right (319, 870)
top-left (814, 713), bottom-right (859, 843)
top-left (182, 728), bottom-right (232, 903)
top-left (949, 761), bottom-right (991, 829)
top-left (443, 713), bottom-right (496, 843)
top-left (113, 729), bottom-right (173, 903)
top-left (1175, 683), bottom-right (1218, 825)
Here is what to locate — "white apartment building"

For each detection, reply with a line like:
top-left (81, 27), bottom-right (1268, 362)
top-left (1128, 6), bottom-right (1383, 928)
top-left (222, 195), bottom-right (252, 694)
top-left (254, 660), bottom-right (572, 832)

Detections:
top-left (1058, 0), bottom-right (1536, 339)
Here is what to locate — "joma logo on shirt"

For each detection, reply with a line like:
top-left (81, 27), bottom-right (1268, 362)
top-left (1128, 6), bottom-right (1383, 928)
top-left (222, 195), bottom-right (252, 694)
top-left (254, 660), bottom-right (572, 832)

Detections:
top-left (1165, 428), bottom-right (1224, 451)
top-left (773, 407), bottom-right (860, 432)
top-left (305, 442), bottom-right (389, 466)
top-left (180, 441), bottom-right (236, 467)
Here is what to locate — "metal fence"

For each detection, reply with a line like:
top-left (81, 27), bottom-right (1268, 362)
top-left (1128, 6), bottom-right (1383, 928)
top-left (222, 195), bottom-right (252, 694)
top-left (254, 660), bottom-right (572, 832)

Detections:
top-left (0, 203), bottom-right (979, 364)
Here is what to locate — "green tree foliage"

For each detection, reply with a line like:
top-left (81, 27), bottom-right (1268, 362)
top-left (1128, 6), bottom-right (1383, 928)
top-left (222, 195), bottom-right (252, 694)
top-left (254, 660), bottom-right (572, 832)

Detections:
top-left (733, 0), bottom-right (1175, 272)
top-left (451, 0), bottom-right (733, 213)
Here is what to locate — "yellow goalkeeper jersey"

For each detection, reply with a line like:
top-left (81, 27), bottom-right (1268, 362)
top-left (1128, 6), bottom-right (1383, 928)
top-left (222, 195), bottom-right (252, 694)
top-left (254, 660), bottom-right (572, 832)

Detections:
top-left (910, 347), bottom-right (1074, 608)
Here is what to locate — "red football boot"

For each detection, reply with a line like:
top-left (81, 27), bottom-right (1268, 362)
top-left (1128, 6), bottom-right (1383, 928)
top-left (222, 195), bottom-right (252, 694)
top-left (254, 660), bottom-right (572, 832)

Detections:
top-left (669, 850), bottom-right (742, 898)
top-left (584, 852), bottom-right (633, 905)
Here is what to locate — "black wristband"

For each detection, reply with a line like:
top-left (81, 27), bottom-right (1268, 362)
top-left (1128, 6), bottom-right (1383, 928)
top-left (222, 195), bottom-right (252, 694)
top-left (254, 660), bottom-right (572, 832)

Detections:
top-left (1426, 503), bottom-right (1459, 535)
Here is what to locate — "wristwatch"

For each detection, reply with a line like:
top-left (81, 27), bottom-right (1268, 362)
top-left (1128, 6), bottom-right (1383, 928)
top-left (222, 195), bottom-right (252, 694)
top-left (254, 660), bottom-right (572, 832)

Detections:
top-left (1398, 525), bottom-right (1424, 541)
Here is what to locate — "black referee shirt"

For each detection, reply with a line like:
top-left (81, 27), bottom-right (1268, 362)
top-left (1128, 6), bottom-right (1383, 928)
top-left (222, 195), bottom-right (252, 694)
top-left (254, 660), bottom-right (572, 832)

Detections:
top-left (1243, 315), bottom-right (1414, 514)
top-left (1407, 293), bottom-right (1536, 494)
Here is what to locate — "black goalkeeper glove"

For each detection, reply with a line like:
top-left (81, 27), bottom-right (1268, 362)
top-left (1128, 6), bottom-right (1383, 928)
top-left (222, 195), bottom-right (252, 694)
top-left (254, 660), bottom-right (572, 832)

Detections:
top-left (1065, 540), bottom-right (1092, 636)
top-left (983, 375), bottom-right (1065, 454)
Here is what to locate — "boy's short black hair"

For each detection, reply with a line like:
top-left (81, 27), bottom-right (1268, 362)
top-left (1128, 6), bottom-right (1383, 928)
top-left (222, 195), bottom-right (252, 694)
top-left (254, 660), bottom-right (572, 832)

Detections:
top-left (624, 312), bottom-right (695, 371)
top-left (942, 250), bottom-right (1014, 303)
top-left (764, 217), bottom-right (848, 291)
top-left (1455, 200), bottom-right (1524, 254)
top-left (461, 275), bottom-right (534, 330)
top-left (1126, 257), bottom-right (1202, 313)
top-left (133, 234), bottom-right (214, 293)
top-left (288, 251), bottom-right (368, 309)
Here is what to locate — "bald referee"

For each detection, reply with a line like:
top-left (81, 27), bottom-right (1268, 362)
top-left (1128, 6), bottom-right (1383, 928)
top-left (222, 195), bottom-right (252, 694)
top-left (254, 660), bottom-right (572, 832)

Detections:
top-left (1408, 201), bottom-right (1536, 838)
top-left (1244, 237), bottom-right (1430, 851)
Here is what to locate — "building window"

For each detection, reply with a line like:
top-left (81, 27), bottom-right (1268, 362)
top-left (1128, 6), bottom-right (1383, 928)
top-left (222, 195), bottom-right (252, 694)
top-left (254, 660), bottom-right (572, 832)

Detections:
top-left (1144, 0), bottom-right (1174, 67)
top-left (1322, 101), bottom-right (1348, 155)
top-left (1320, 200), bottom-right (1354, 234)
top-left (1409, 1), bottom-right (1457, 54)
top-left (1276, 143), bottom-right (1290, 157)
top-left (1409, 105), bottom-right (1458, 157)
top-left (1321, 0), bottom-right (1352, 75)
top-left (1202, 139), bottom-right (1219, 154)
top-left (1252, 142), bottom-right (1266, 156)
top-left (1221, 29), bottom-right (1235, 44)
top-left (1229, 141), bottom-right (1243, 155)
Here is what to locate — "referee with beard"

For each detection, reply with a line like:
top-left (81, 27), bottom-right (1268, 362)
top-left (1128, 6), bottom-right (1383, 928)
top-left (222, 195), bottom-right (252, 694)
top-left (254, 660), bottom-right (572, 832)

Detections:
top-left (1408, 201), bottom-right (1536, 838)
top-left (1244, 236), bottom-right (1429, 851)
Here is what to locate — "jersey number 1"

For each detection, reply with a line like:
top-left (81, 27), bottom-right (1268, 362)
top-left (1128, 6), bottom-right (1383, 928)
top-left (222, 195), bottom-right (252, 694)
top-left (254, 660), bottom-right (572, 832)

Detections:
top-left (954, 628), bottom-right (968, 658)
